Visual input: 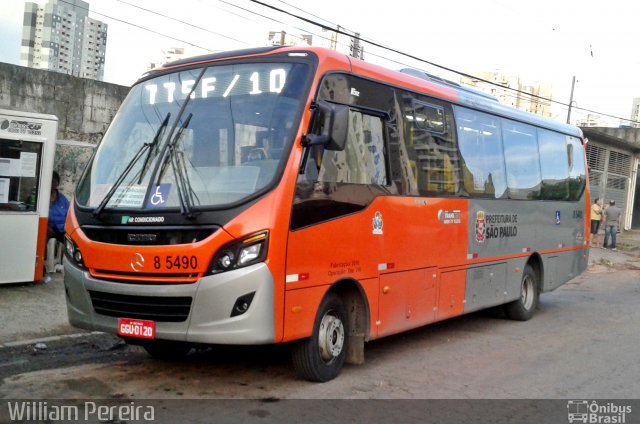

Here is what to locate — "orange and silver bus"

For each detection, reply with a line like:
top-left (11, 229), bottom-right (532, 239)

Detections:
top-left (64, 46), bottom-right (589, 381)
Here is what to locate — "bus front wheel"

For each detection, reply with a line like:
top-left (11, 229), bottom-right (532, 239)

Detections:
top-left (292, 293), bottom-right (348, 382)
top-left (504, 264), bottom-right (539, 321)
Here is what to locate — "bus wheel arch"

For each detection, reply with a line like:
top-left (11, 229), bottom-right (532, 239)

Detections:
top-left (526, 253), bottom-right (544, 292)
top-left (291, 291), bottom-right (348, 382)
top-left (504, 256), bottom-right (542, 321)
top-left (291, 279), bottom-right (370, 382)
top-left (329, 278), bottom-right (370, 366)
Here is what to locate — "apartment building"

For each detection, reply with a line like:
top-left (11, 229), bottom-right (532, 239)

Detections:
top-left (21, 0), bottom-right (107, 80)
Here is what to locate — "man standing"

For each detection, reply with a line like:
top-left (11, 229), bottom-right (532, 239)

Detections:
top-left (602, 200), bottom-right (622, 250)
top-left (47, 171), bottom-right (70, 243)
top-left (590, 197), bottom-right (603, 247)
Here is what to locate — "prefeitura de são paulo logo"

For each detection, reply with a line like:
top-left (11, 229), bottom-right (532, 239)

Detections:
top-left (475, 210), bottom-right (486, 243)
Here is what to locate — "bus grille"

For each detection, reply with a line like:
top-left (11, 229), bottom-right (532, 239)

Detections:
top-left (81, 225), bottom-right (218, 246)
top-left (88, 291), bottom-right (192, 322)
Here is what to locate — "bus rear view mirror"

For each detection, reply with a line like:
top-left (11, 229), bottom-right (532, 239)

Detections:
top-left (303, 100), bottom-right (349, 151)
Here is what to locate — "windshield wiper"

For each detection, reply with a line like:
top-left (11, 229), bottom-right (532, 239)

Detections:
top-left (154, 113), bottom-right (197, 218)
top-left (172, 143), bottom-right (200, 218)
top-left (93, 113), bottom-right (171, 218)
top-left (137, 112), bottom-right (170, 184)
top-left (143, 67), bottom-right (206, 218)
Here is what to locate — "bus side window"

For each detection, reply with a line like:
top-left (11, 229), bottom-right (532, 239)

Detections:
top-left (403, 98), bottom-right (461, 196)
top-left (317, 110), bottom-right (387, 186)
top-left (567, 136), bottom-right (586, 200)
top-left (454, 106), bottom-right (507, 199)
top-left (537, 128), bottom-right (570, 200)
top-left (502, 119), bottom-right (541, 200)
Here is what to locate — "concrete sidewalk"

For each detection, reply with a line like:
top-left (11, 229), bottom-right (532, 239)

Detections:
top-left (1, 230), bottom-right (639, 346)
top-left (0, 272), bottom-right (73, 346)
top-left (589, 229), bottom-right (640, 271)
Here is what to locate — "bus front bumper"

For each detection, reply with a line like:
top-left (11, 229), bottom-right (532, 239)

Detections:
top-left (63, 258), bottom-right (276, 345)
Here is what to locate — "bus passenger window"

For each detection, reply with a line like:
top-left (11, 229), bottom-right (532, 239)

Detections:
top-left (317, 110), bottom-right (387, 186)
top-left (403, 99), bottom-right (460, 196)
top-left (502, 119), bottom-right (541, 200)
top-left (454, 106), bottom-right (507, 199)
top-left (567, 136), bottom-right (586, 200)
top-left (537, 128), bottom-right (569, 200)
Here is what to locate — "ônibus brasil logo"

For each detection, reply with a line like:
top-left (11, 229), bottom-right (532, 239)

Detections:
top-left (567, 400), bottom-right (632, 423)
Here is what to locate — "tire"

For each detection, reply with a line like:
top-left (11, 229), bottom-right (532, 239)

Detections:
top-left (503, 264), bottom-right (539, 321)
top-left (142, 340), bottom-right (192, 360)
top-left (292, 293), bottom-right (348, 382)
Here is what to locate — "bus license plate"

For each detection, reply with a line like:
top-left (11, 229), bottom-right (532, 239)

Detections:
top-left (117, 318), bottom-right (155, 339)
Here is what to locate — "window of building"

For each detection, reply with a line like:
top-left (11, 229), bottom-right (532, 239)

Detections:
top-left (0, 139), bottom-right (42, 211)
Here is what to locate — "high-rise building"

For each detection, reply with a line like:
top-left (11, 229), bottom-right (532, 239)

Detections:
top-left (148, 47), bottom-right (187, 71)
top-left (21, 0), bottom-right (107, 80)
top-left (267, 31), bottom-right (313, 48)
top-left (460, 71), bottom-right (552, 118)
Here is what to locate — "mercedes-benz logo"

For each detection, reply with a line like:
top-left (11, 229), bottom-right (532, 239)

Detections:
top-left (130, 253), bottom-right (145, 272)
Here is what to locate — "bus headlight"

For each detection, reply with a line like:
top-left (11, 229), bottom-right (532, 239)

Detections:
top-left (208, 231), bottom-right (268, 275)
top-left (238, 243), bottom-right (262, 266)
top-left (218, 251), bottom-right (235, 270)
top-left (64, 235), bottom-right (86, 269)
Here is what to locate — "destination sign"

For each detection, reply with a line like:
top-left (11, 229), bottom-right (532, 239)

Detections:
top-left (143, 68), bottom-right (288, 105)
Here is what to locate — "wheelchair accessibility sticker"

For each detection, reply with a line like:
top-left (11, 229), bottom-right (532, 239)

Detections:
top-left (146, 184), bottom-right (171, 208)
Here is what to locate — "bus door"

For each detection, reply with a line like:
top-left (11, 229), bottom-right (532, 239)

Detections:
top-left (0, 110), bottom-right (57, 284)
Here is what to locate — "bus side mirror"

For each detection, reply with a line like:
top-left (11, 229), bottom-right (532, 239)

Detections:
top-left (303, 100), bottom-right (349, 151)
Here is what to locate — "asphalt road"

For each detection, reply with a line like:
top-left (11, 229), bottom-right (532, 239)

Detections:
top-left (1, 268), bottom-right (639, 401)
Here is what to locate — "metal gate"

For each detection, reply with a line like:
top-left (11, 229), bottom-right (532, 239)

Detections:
top-left (586, 143), bottom-right (632, 215)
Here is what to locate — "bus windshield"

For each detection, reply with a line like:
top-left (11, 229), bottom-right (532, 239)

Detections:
top-left (76, 61), bottom-right (309, 211)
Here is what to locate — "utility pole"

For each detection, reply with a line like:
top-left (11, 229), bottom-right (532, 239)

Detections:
top-left (566, 76), bottom-right (576, 124)
top-left (350, 32), bottom-right (361, 59)
top-left (330, 25), bottom-right (341, 51)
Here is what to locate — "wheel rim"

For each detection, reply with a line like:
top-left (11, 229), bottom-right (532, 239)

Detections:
top-left (318, 310), bottom-right (345, 363)
top-left (521, 274), bottom-right (535, 310)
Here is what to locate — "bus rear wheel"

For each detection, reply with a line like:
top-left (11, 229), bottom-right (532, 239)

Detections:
top-left (504, 264), bottom-right (539, 321)
top-left (292, 293), bottom-right (348, 382)
top-left (142, 340), bottom-right (192, 360)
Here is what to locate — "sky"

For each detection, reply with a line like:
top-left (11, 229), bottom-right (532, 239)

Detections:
top-left (2, 0), bottom-right (640, 126)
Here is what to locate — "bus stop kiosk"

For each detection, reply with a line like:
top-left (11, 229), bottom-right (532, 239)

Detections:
top-left (0, 109), bottom-right (58, 284)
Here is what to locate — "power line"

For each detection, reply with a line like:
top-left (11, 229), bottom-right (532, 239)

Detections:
top-left (58, 0), bottom-right (639, 125)
top-left (57, 0), bottom-right (214, 52)
top-left (247, 0), bottom-right (640, 125)
top-left (114, 0), bottom-right (248, 46)
top-left (274, 0), bottom-right (334, 28)
top-left (216, 0), bottom-right (346, 47)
